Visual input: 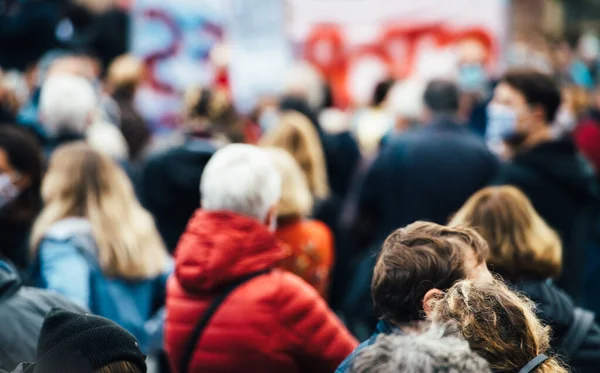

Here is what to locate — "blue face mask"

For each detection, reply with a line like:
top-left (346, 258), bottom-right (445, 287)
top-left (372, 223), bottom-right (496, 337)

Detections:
top-left (0, 174), bottom-right (20, 211)
top-left (458, 64), bottom-right (487, 92)
top-left (486, 104), bottom-right (519, 140)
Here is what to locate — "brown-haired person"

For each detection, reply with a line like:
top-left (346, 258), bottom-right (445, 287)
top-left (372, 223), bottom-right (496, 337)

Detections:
top-left (429, 279), bottom-right (569, 373)
top-left (0, 125), bottom-right (43, 272)
top-left (335, 221), bottom-right (492, 373)
top-left (451, 186), bottom-right (600, 373)
top-left (12, 309), bottom-right (147, 373)
top-left (487, 68), bottom-right (600, 301)
top-left (105, 55), bottom-right (150, 162)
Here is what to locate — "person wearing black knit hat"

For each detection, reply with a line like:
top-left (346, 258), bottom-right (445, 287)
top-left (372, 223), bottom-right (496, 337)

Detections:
top-left (12, 309), bottom-right (146, 373)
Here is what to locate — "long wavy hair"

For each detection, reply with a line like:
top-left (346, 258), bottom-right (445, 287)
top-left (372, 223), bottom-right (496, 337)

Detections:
top-left (450, 186), bottom-right (562, 281)
top-left (31, 143), bottom-right (168, 279)
top-left (260, 111), bottom-right (329, 199)
top-left (430, 279), bottom-right (568, 373)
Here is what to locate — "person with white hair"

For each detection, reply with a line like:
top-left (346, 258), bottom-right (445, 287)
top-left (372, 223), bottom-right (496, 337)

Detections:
top-left (349, 327), bottom-right (491, 373)
top-left (384, 79), bottom-right (426, 135)
top-left (39, 73), bottom-right (129, 160)
top-left (165, 144), bottom-right (357, 373)
top-left (39, 74), bottom-right (97, 149)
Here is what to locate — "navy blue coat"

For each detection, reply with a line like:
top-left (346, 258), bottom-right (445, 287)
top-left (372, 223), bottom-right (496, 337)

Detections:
top-left (357, 117), bottom-right (499, 245)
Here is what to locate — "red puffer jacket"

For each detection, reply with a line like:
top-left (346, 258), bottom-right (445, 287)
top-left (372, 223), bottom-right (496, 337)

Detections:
top-left (165, 210), bottom-right (358, 373)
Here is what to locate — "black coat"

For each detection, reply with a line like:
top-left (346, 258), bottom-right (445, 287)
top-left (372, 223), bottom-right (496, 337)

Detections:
top-left (357, 117), bottom-right (499, 245)
top-left (0, 261), bottom-right (84, 372)
top-left (140, 138), bottom-right (216, 252)
top-left (517, 279), bottom-right (600, 373)
top-left (493, 139), bottom-right (600, 301)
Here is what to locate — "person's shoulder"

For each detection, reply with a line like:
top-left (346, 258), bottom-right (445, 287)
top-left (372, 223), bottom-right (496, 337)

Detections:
top-left (297, 219), bottom-right (333, 237)
top-left (492, 160), bottom-right (533, 186)
top-left (275, 270), bottom-right (323, 300)
top-left (2, 285), bottom-right (86, 316)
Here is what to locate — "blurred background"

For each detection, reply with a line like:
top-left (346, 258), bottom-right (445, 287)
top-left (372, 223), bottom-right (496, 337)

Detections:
top-left (2, 0), bottom-right (600, 133)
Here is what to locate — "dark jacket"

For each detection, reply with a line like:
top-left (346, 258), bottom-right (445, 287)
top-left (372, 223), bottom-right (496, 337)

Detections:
top-left (493, 139), bottom-right (599, 301)
top-left (517, 279), bottom-right (600, 373)
top-left (0, 219), bottom-right (31, 272)
top-left (140, 137), bottom-right (216, 252)
top-left (114, 94), bottom-right (151, 162)
top-left (0, 260), bottom-right (84, 372)
top-left (357, 117), bottom-right (498, 245)
top-left (0, 1), bottom-right (63, 71)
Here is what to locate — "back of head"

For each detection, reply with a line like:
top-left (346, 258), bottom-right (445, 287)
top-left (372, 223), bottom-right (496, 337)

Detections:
top-left (33, 308), bottom-right (146, 373)
top-left (259, 111), bottom-right (329, 199)
top-left (32, 143), bottom-right (166, 279)
top-left (423, 79), bottom-right (460, 115)
top-left (350, 326), bottom-right (491, 373)
top-left (201, 144), bottom-right (281, 222)
top-left (450, 186), bottom-right (562, 281)
top-left (283, 62), bottom-right (325, 111)
top-left (183, 87), bottom-right (241, 141)
top-left (430, 279), bottom-right (568, 373)
top-left (39, 74), bottom-right (97, 137)
top-left (371, 78), bottom-right (395, 107)
top-left (107, 55), bottom-right (144, 100)
top-left (500, 68), bottom-right (561, 124)
top-left (263, 147), bottom-right (313, 220)
top-left (372, 222), bottom-right (489, 324)
top-left (385, 80), bottom-right (426, 121)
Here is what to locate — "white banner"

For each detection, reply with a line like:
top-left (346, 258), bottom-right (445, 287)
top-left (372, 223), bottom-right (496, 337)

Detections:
top-left (288, 0), bottom-right (509, 106)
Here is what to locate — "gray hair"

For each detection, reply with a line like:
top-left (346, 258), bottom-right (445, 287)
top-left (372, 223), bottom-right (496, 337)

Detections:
top-left (201, 144), bottom-right (282, 222)
top-left (39, 74), bottom-right (98, 136)
top-left (350, 325), bottom-right (491, 373)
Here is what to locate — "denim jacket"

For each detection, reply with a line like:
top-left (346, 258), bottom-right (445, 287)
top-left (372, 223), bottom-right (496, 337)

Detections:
top-left (33, 217), bottom-right (173, 353)
top-left (335, 320), bottom-right (396, 373)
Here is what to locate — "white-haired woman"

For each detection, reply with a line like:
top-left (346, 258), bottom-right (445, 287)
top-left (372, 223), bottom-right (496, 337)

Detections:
top-left (30, 142), bottom-right (172, 352)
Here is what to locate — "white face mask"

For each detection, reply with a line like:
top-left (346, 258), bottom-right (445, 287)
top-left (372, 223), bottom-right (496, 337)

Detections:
top-left (486, 104), bottom-right (519, 141)
top-left (0, 174), bottom-right (20, 211)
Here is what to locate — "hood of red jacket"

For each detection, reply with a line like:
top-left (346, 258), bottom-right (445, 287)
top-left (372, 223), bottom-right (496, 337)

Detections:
top-left (175, 210), bottom-right (288, 293)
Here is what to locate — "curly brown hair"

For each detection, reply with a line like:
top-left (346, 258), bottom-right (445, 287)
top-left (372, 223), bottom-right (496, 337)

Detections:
top-left (430, 279), bottom-right (568, 373)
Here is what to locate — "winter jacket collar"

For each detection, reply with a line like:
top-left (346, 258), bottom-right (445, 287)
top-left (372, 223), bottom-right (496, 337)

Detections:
top-left (0, 260), bottom-right (21, 302)
top-left (175, 210), bottom-right (287, 293)
top-left (426, 115), bottom-right (469, 133)
top-left (335, 320), bottom-right (399, 373)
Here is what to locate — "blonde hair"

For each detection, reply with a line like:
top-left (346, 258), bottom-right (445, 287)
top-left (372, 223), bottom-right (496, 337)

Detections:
top-left (107, 54), bottom-right (144, 98)
top-left (450, 186), bottom-right (562, 280)
top-left (260, 111), bottom-right (329, 199)
top-left (264, 147), bottom-right (313, 219)
top-left (430, 279), bottom-right (568, 373)
top-left (31, 143), bottom-right (168, 279)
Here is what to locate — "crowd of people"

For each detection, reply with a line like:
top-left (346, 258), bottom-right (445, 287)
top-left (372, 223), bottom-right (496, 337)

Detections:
top-left (3, 8), bottom-right (600, 372)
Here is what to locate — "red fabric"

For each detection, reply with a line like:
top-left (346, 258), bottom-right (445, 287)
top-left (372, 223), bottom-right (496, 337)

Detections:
top-left (276, 219), bottom-right (334, 298)
top-left (574, 118), bottom-right (600, 174)
top-left (165, 210), bottom-right (357, 373)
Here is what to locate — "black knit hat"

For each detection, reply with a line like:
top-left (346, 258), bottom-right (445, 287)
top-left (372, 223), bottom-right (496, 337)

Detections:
top-left (32, 309), bottom-right (146, 373)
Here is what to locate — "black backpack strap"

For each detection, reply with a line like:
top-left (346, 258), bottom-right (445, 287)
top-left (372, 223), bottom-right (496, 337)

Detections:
top-left (179, 269), bottom-right (271, 373)
top-left (561, 308), bottom-right (596, 356)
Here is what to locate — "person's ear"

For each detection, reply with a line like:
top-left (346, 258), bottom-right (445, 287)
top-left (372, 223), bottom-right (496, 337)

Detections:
top-left (422, 288), bottom-right (444, 316)
top-left (264, 205), bottom-right (278, 231)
